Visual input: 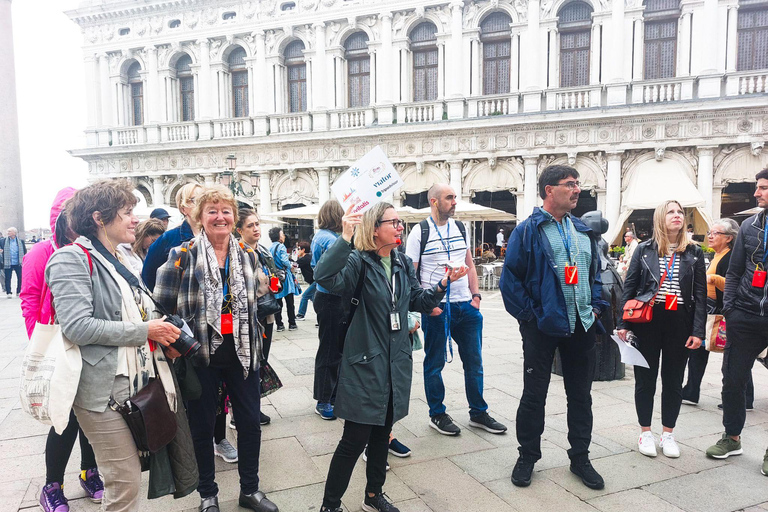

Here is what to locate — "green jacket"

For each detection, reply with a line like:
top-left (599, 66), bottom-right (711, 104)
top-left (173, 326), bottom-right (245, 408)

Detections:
top-left (315, 237), bottom-right (445, 426)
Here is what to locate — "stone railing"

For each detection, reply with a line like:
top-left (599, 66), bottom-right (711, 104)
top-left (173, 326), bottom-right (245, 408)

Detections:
top-left (214, 118), bottom-right (253, 139)
top-left (161, 122), bottom-right (198, 142)
top-left (112, 127), bottom-right (145, 146)
top-left (726, 70), bottom-right (768, 96)
top-left (269, 113), bottom-right (312, 134)
top-left (546, 85), bottom-right (601, 110)
top-left (396, 101), bottom-right (445, 123)
top-left (631, 77), bottom-right (694, 104)
top-left (330, 108), bottom-right (375, 129)
top-left (468, 94), bottom-right (519, 117)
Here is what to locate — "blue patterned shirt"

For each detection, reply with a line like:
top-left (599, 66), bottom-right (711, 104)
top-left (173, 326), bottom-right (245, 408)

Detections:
top-left (540, 210), bottom-right (595, 334)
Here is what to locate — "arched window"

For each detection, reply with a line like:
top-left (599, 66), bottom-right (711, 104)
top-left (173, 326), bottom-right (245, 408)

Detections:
top-left (229, 47), bottom-right (249, 117)
top-left (176, 54), bottom-right (194, 121)
top-left (127, 62), bottom-right (143, 126)
top-left (285, 41), bottom-right (307, 113)
top-left (411, 22), bottom-right (438, 102)
top-left (481, 12), bottom-right (512, 95)
top-left (558, 2), bottom-right (593, 88)
top-left (644, 0), bottom-right (680, 79)
top-left (737, 4), bottom-right (768, 71)
top-left (345, 32), bottom-right (370, 107)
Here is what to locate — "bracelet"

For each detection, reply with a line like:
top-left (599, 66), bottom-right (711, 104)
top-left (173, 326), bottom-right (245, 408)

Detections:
top-left (472, 293), bottom-right (482, 301)
top-left (437, 280), bottom-right (447, 292)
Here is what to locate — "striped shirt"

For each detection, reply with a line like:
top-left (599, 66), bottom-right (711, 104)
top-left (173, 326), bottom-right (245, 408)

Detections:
top-left (539, 210), bottom-right (594, 334)
top-left (655, 254), bottom-right (685, 305)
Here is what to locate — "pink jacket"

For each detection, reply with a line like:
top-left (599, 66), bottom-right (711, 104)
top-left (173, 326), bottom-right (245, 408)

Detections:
top-left (20, 188), bottom-right (77, 338)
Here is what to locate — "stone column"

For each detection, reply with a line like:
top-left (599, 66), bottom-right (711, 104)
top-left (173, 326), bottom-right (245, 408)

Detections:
top-left (701, 0), bottom-right (719, 74)
top-left (254, 31), bottom-right (268, 114)
top-left (0, 0), bottom-right (24, 233)
top-left (726, 6), bottom-right (739, 73)
top-left (609, 0), bottom-right (626, 81)
top-left (146, 47), bottom-right (160, 124)
top-left (448, 160), bottom-right (463, 198)
top-left (698, 146), bottom-right (716, 218)
top-left (379, 13), bottom-right (394, 104)
top-left (590, 22), bottom-right (602, 84)
top-left (511, 31), bottom-right (520, 91)
top-left (313, 23), bottom-right (328, 110)
top-left (632, 19), bottom-right (644, 81)
top-left (152, 177), bottom-right (165, 206)
top-left (471, 35), bottom-right (482, 95)
top-left (606, 151), bottom-right (623, 233)
top-left (448, 0), bottom-right (463, 98)
top-left (258, 170), bottom-right (273, 229)
top-left (548, 28), bottom-right (558, 88)
top-left (522, 156), bottom-right (539, 220)
top-left (198, 40), bottom-right (212, 118)
top-left (84, 54), bottom-right (100, 128)
top-left (678, 11), bottom-right (692, 76)
top-left (100, 53), bottom-right (114, 127)
top-left (437, 41), bottom-right (445, 99)
top-left (317, 168), bottom-right (331, 203)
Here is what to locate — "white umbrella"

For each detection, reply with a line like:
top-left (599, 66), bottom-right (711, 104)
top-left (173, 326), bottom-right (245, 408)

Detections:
top-left (414, 201), bottom-right (516, 222)
top-left (735, 206), bottom-right (763, 216)
top-left (260, 204), bottom-right (321, 220)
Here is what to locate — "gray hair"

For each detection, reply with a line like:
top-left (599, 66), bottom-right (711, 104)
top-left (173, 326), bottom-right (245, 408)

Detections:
top-left (6, 227), bottom-right (17, 234)
top-left (624, 231), bottom-right (636, 239)
top-left (712, 218), bottom-right (739, 247)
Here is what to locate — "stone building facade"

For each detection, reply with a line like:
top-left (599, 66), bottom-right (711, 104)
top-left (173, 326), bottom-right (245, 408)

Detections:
top-left (67, 0), bottom-right (768, 241)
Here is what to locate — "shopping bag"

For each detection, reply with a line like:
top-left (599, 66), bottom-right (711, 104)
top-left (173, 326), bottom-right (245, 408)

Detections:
top-left (19, 322), bottom-right (82, 434)
top-left (259, 361), bottom-right (282, 398)
top-left (706, 314), bottom-right (727, 353)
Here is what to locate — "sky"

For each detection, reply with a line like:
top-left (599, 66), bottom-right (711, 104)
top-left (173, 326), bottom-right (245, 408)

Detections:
top-left (11, 0), bottom-right (88, 231)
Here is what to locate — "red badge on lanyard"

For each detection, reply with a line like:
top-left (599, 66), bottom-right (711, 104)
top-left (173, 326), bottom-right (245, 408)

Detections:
top-left (221, 313), bottom-right (233, 335)
top-left (565, 265), bottom-right (579, 285)
top-left (754, 266), bottom-right (767, 288)
top-left (665, 294), bottom-right (678, 311)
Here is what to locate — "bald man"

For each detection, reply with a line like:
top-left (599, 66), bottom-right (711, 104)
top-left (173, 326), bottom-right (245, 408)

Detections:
top-left (405, 184), bottom-right (507, 437)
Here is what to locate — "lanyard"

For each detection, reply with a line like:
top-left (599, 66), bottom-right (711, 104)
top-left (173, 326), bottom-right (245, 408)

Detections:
top-left (555, 217), bottom-right (574, 265)
top-left (663, 252), bottom-right (676, 280)
top-left (223, 255), bottom-right (230, 298)
top-left (763, 222), bottom-right (768, 265)
top-left (429, 217), bottom-right (451, 256)
top-left (383, 267), bottom-right (397, 310)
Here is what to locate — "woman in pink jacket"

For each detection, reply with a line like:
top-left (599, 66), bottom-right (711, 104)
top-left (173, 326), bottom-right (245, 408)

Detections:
top-left (20, 188), bottom-right (104, 512)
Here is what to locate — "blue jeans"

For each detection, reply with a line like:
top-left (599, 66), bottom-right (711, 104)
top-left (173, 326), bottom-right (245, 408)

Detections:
top-left (298, 282), bottom-right (317, 317)
top-left (422, 301), bottom-right (488, 417)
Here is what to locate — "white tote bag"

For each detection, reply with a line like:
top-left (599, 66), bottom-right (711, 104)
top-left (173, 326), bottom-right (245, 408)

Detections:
top-left (19, 285), bottom-right (82, 434)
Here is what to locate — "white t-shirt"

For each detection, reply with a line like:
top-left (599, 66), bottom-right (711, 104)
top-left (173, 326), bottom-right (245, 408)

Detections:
top-left (496, 232), bottom-right (504, 246)
top-left (405, 218), bottom-right (472, 302)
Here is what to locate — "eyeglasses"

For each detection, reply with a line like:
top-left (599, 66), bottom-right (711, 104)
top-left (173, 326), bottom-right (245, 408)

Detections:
top-left (707, 231), bottom-right (725, 236)
top-left (553, 181), bottom-right (581, 190)
top-left (376, 218), bottom-right (404, 229)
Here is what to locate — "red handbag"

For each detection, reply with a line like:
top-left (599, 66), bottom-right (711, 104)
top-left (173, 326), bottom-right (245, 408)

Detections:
top-left (622, 268), bottom-right (667, 323)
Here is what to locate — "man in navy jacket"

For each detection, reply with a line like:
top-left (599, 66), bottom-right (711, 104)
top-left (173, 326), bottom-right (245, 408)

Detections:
top-left (500, 165), bottom-right (608, 490)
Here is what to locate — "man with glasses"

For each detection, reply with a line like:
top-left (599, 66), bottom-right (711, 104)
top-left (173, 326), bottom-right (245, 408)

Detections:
top-left (405, 183), bottom-right (507, 437)
top-left (500, 165), bottom-right (608, 490)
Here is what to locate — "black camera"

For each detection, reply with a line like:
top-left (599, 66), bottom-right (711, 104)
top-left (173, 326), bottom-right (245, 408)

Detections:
top-left (164, 315), bottom-right (202, 357)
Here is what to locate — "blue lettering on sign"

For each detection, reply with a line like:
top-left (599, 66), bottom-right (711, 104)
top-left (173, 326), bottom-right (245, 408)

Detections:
top-left (373, 173), bottom-right (392, 188)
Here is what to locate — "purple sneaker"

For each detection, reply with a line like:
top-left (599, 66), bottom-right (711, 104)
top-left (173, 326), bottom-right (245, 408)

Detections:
top-left (79, 468), bottom-right (104, 503)
top-left (40, 482), bottom-right (69, 512)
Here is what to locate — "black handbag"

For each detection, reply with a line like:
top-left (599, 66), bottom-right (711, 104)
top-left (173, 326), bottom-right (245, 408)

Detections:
top-left (108, 378), bottom-right (177, 455)
top-left (257, 292), bottom-right (282, 319)
top-left (259, 361), bottom-right (283, 397)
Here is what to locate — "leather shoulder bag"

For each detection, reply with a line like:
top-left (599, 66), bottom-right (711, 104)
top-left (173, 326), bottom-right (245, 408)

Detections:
top-left (622, 264), bottom-right (667, 324)
top-left (108, 378), bottom-right (177, 454)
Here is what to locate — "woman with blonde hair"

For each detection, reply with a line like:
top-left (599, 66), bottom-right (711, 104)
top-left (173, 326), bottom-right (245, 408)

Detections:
top-left (117, 218), bottom-right (166, 274)
top-left (617, 200), bottom-right (706, 459)
top-left (314, 202), bottom-right (467, 512)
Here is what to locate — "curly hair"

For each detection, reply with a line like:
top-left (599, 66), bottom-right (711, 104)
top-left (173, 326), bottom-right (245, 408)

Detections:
top-left (68, 180), bottom-right (138, 239)
top-left (131, 218), bottom-right (166, 257)
top-left (190, 185), bottom-right (239, 228)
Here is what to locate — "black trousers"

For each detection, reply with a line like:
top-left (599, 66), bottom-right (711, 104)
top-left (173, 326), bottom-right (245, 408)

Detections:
top-left (274, 295), bottom-right (296, 327)
top-left (517, 320), bottom-right (596, 463)
top-left (722, 308), bottom-right (768, 436)
top-left (4, 264), bottom-right (21, 294)
top-left (633, 305), bottom-right (692, 428)
top-left (45, 410), bottom-right (98, 485)
top-left (322, 395), bottom-right (394, 509)
top-left (313, 292), bottom-right (347, 403)
top-left (683, 346), bottom-right (754, 406)
top-left (262, 321), bottom-right (274, 362)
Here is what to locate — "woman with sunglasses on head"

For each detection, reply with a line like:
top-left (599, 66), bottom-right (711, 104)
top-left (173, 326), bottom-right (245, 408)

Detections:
top-left (617, 200), bottom-right (707, 459)
top-left (681, 219), bottom-right (753, 408)
top-left (314, 202), bottom-right (467, 512)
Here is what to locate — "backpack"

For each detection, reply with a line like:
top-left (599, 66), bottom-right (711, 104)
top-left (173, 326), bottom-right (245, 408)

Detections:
top-left (414, 218), bottom-right (467, 283)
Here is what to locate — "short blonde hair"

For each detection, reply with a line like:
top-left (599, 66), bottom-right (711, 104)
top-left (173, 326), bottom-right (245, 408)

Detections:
top-left (652, 200), bottom-right (691, 256)
top-left (353, 202), bottom-right (395, 252)
top-left (176, 183), bottom-right (203, 212)
top-left (191, 185), bottom-right (239, 227)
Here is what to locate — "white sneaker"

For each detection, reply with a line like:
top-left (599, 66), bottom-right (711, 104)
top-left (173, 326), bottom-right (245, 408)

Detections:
top-left (638, 431), bottom-right (657, 457)
top-left (660, 432), bottom-right (680, 458)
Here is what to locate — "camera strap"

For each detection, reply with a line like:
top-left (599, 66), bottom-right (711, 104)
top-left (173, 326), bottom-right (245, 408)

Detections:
top-left (90, 239), bottom-right (172, 317)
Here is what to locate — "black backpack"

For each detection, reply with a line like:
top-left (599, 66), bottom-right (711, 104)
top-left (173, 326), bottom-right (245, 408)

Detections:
top-left (414, 218), bottom-right (467, 283)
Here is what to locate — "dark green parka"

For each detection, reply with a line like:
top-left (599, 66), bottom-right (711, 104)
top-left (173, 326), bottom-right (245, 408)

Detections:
top-left (315, 236), bottom-right (445, 426)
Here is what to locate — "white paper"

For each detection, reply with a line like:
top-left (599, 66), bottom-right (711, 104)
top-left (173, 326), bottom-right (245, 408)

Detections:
top-left (181, 320), bottom-right (195, 339)
top-left (331, 146), bottom-right (403, 215)
top-left (611, 335), bottom-right (650, 368)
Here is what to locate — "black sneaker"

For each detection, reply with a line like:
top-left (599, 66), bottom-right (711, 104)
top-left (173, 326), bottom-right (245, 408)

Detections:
top-left (429, 413), bottom-right (461, 436)
top-left (511, 457), bottom-right (535, 487)
top-left (319, 508), bottom-right (343, 512)
top-left (260, 412), bottom-right (271, 425)
top-left (362, 492), bottom-right (399, 512)
top-left (570, 460), bottom-right (605, 490)
top-left (276, 324), bottom-right (285, 332)
top-left (289, 323), bottom-right (298, 331)
top-left (469, 412), bottom-right (508, 434)
top-left (296, 315), bottom-right (305, 321)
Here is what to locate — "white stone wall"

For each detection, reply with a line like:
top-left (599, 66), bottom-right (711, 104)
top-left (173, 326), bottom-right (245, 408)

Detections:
top-left (67, 0), bottom-right (768, 230)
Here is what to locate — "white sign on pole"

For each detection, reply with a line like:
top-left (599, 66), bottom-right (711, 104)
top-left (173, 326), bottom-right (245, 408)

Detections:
top-left (331, 146), bottom-right (404, 215)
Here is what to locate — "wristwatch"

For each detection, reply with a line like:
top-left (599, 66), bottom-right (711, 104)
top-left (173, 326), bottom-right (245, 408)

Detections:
top-left (472, 293), bottom-right (482, 301)
top-left (437, 280), bottom-right (447, 292)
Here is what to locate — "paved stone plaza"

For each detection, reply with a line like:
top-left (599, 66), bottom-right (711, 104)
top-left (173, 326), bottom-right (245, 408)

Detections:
top-left (1, 292), bottom-right (768, 512)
